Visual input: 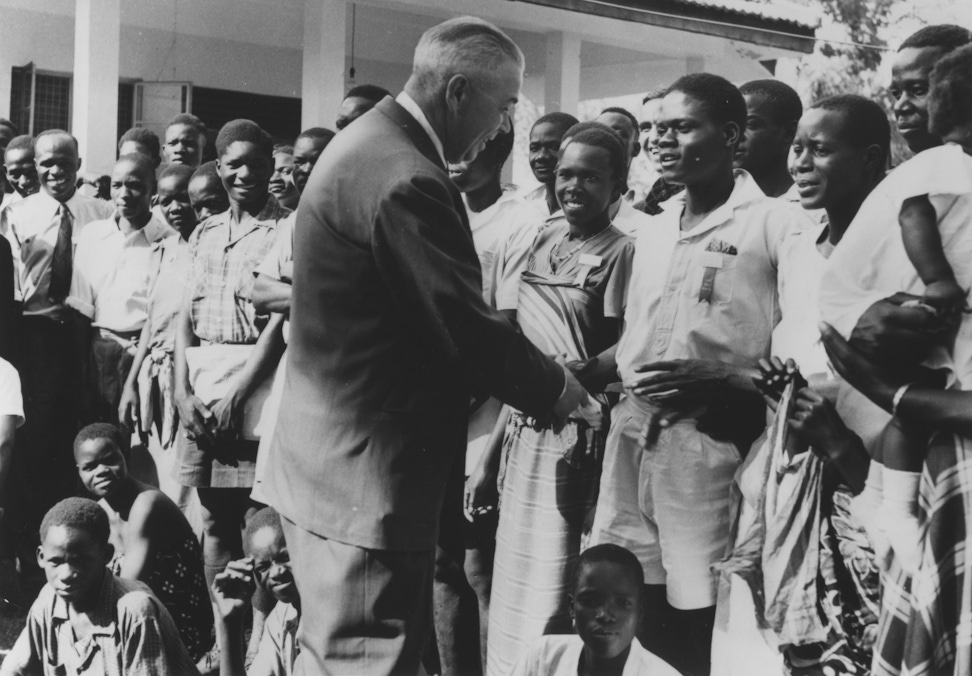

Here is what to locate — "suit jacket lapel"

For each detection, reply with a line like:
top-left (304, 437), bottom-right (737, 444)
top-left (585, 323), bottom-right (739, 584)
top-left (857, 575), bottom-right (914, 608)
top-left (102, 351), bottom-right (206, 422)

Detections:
top-left (375, 97), bottom-right (446, 172)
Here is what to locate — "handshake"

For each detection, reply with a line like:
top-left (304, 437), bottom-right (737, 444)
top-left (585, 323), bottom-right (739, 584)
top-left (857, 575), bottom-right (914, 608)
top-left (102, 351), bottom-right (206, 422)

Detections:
top-left (551, 363), bottom-right (604, 433)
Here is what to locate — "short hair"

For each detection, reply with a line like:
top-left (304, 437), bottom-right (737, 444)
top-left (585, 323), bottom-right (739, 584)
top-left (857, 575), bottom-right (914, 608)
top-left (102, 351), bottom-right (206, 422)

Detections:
top-left (191, 160), bottom-right (222, 186)
top-left (273, 144), bottom-right (294, 156)
top-left (412, 17), bottom-right (524, 91)
top-left (929, 44), bottom-right (972, 138)
top-left (118, 127), bottom-right (161, 160)
top-left (167, 113), bottom-right (207, 136)
top-left (738, 79), bottom-right (803, 125)
top-left (599, 106), bottom-right (639, 134)
top-left (0, 119), bottom-right (18, 135)
top-left (116, 153), bottom-right (158, 186)
top-left (642, 88), bottom-right (668, 104)
top-left (532, 112), bottom-right (580, 139)
top-left (898, 24), bottom-right (972, 53)
top-left (345, 84), bottom-right (391, 103)
top-left (159, 163), bottom-right (195, 185)
top-left (40, 497), bottom-right (110, 545)
top-left (215, 119), bottom-right (273, 158)
top-left (5, 134), bottom-right (33, 154)
top-left (810, 94), bottom-right (891, 168)
top-left (73, 422), bottom-right (125, 457)
top-left (296, 127), bottom-right (336, 147)
top-left (561, 123), bottom-right (627, 181)
top-left (33, 129), bottom-right (78, 153)
top-left (573, 544), bottom-right (644, 593)
top-left (243, 506), bottom-right (283, 555)
top-left (666, 73), bottom-right (747, 131)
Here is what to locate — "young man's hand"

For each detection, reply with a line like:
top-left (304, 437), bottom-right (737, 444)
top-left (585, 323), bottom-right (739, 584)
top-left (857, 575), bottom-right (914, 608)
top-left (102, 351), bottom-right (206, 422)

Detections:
top-left (118, 382), bottom-right (140, 432)
top-left (212, 558), bottom-right (257, 622)
top-left (753, 356), bottom-right (804, 410)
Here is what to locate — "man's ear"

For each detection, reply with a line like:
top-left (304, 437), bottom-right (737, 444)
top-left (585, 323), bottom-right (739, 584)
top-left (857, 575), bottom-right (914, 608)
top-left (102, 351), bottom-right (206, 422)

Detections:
top-left (782, 119), bottom-right (799, 146)
top-left (862, 143), bottom-right (885, 175)
top-left (102, 542), bottom-right (115, 565)
top-left (567, 593), bottom-right (575, 620)
top-left (725, 121), bottom-right (741, 148)
top-left (445, 74), bottom-right (471, 113)
top-left (76, 157), bottom-right (83, 171)
top-left (36, 546), bottom-right (45, 568)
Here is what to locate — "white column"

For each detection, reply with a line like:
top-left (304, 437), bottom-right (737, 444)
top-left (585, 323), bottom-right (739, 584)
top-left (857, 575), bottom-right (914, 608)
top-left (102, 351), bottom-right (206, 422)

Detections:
top-left (544, 32), bottom-right (581, 116)
top-left (302, 0), bottom-right (347, 131)
top-left (73, 0), bottom-right (119, 176)
top-left (686, 56), bottom-right (705, 74)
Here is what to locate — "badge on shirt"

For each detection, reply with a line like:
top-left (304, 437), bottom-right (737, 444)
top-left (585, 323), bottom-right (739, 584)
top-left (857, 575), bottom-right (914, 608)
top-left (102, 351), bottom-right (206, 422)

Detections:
top-left (575, 253), bottom-right (603, 286)
top-left (699, 240), bottom-right (737, 303)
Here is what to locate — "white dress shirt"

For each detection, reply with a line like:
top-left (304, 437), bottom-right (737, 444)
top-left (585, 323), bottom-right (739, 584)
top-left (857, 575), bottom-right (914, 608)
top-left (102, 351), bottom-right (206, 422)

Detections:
top-left (66, 214), bottom-right (174, 333)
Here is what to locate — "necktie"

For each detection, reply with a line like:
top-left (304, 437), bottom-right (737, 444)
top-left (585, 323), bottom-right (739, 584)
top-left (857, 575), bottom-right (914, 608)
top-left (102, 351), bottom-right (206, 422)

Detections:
top-left (48, 204), bottom-right (73, 303)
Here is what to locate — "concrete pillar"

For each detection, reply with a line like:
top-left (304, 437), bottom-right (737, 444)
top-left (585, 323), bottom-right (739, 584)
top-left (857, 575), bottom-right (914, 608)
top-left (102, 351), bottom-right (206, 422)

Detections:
top-left (544, 32), bottom-right (581, 116)
top-left (686, 56), bottom-right (705, 74)
top-left (73, 0), bottom-right (119, 176)
top-left (302, 0), bottom-right (347, 130)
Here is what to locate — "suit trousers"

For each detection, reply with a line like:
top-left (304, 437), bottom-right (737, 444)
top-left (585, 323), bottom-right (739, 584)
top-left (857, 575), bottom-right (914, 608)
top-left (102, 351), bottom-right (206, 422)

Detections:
top-left (282, 515), bottom-right (434, 676)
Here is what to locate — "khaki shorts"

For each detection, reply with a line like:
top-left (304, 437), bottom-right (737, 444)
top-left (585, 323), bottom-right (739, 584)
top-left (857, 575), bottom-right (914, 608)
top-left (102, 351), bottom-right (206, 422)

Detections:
top-left (589, 395), bottom-right (741, 609)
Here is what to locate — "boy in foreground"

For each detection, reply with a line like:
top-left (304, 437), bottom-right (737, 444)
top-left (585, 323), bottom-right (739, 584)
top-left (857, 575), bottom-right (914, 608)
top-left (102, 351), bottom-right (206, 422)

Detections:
top-left (510, 544), bottom-right (678, 676)
top-left (0, 497), bottom-right (199, 675)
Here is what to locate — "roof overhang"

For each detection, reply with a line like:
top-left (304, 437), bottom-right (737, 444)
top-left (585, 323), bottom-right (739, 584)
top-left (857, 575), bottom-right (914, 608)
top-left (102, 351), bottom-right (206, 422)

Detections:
top-left (517, 0), bottom-right (818, 54)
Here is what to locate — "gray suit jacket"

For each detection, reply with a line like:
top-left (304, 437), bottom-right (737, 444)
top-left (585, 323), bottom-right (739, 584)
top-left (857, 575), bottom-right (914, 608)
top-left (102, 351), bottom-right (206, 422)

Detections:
top-left (265, 97), bottom-right (564, 551)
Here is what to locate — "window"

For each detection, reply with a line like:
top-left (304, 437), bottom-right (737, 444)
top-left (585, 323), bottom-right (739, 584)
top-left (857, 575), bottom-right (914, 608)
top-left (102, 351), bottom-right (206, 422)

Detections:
top-left (9, 64), bottom-right (136, 139)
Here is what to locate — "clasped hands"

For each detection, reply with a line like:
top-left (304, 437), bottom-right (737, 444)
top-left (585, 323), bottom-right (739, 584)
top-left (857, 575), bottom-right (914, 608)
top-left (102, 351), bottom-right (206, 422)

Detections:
top-left (175, 386), bottom-right (244, 446)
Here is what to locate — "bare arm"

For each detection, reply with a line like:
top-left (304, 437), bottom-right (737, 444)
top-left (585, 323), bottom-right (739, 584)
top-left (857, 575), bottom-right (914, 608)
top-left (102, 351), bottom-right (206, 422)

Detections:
top-left (899, 195), bottom-right (956, 288)
top-left (251, 274), bottom-right (292, 315)
top-left (0, 416), bottom-right (15, 516)
top-left (117, 492), bottom-right (163, 582)
top-left (464, 404), bottom-right (511, 521)
top-left (119, 318), bottom-right (153, 431)
top-left (173, 292), bottom-right (215, 444)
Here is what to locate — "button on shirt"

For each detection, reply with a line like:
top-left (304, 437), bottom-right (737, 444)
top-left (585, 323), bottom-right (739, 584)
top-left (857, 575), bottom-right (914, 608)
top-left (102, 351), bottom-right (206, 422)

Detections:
top-left (1, 571), bottom-right (199, 676)
top-left (66, 215), bottom-right (174, 333)
top-left (0, 190), bottom-right (115, 320)
top-left (617, 170), bottom-right (813, 388)
top-left (189, 197), bottom-right (289, 344)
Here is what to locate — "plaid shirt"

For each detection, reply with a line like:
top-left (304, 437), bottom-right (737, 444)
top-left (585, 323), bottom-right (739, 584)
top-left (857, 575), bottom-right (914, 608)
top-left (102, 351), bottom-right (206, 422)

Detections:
top-left (2, 570), bottom-right (199, 676)
top-left (189, 196), bottom-right (290, 344)
top-left (872, 435), bottom-right (972, 676)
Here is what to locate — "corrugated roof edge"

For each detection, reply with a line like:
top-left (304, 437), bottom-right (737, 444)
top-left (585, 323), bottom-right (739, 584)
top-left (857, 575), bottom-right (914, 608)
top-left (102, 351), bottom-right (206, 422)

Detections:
top-left (654, 0), bottom-right (820, 29)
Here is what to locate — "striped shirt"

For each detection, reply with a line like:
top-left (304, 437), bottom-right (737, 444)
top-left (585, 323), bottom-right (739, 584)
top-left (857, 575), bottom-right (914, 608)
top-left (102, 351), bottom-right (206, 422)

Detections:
top-left (189, 196), bottom-right (290, 344)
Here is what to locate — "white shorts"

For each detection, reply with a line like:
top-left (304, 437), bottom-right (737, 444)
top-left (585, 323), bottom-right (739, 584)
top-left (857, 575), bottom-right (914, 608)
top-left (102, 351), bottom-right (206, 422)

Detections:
top-left (589, 396), bottom-right (742, 609)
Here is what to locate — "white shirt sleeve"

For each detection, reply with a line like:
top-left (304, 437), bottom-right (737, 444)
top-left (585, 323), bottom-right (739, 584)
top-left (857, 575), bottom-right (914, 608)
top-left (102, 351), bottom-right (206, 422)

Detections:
top-left (0, 359), bottom-right (25, 427)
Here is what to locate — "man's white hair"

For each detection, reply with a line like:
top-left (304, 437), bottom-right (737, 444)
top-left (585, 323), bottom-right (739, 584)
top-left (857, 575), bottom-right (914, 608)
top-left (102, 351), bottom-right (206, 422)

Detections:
top-left (412, 16), bottom-right (524, 92)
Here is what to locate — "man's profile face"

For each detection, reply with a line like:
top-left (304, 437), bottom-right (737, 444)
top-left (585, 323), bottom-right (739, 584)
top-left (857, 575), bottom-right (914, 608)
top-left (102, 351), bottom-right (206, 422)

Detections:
top-left (639, 99), bottom-right (663, 171)
top-left (734, 93), bottom-right (792, 174)
top-left (292, 137), bottom-right (328, 193)
top-left (444, 60), bottom-right (520, 165)
top-left (890, 46), bottom-right (945, 153)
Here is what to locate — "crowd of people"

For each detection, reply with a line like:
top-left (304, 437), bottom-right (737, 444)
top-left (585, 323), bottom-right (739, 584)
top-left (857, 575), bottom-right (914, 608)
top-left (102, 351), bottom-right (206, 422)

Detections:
top-left (0, 13), bottom-right (970, 676)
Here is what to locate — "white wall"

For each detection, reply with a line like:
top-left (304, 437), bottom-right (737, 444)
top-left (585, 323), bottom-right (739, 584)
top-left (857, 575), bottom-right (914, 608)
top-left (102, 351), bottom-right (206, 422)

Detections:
top-left (0, 5), bottom-right (306, 121)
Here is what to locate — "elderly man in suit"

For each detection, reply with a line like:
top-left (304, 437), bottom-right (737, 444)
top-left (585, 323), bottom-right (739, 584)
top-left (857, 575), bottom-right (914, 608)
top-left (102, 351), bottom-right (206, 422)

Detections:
top-left (264, 16), bottom-right (589, 676)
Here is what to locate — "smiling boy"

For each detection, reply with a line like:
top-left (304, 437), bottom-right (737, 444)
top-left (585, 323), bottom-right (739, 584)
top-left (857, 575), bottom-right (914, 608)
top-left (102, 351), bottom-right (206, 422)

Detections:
top-left (2, 135), bottom-right (39, 206)
top-left (0, 497), bottom-right (199, 676)
top-left (586, 74), bottom-right (813, 676)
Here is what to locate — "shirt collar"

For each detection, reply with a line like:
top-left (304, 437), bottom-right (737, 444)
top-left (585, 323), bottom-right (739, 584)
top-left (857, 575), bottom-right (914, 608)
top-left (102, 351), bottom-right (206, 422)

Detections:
top-left (669, 169), bottom-right (765, 239)
top-left (50, 569), bottom-right (118, 638)
top-left (37, 188), bottom-right (84, 219)
top-left (396, 92), bottom-right (446, 167)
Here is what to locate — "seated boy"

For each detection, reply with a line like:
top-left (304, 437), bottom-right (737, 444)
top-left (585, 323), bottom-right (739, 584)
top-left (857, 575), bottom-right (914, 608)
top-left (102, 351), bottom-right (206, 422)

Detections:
top-left (0, 497), bottom-right (199, 675)
top-left (510, 544), bottom-right (678, 676)
top-left (211, 506), bottom-right (300, 676)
